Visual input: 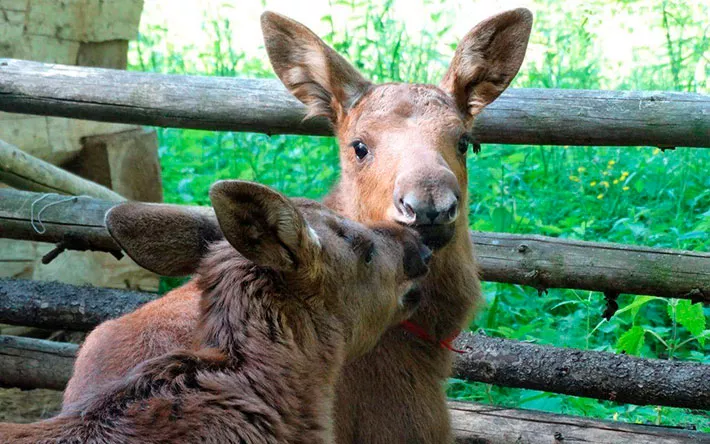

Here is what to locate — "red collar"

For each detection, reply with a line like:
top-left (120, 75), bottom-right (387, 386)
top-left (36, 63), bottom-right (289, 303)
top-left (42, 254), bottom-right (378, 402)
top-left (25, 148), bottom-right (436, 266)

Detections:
top-left (399, 320), bottom-right (466, 354)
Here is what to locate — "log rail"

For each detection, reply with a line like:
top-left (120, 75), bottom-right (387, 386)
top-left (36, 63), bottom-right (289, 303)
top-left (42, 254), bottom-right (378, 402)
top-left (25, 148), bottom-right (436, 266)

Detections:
top-left (1, 58), bottom-right (709, 148)
top-left (1, 332), bottom-right (705, 442)
top-left (1, 278), bottom-right (708, 410)
top-left (2, 188), bottom-right (708, 302)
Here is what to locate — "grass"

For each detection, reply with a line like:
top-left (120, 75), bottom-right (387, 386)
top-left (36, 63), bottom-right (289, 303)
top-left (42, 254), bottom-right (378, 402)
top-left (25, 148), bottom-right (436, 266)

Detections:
top-left (129, 0), bottom-right (709, 431)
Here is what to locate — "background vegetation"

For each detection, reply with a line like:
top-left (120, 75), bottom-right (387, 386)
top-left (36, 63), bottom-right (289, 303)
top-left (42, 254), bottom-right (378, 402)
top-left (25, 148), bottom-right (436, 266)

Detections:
top-left (128, 0), bottom-right (709, 431)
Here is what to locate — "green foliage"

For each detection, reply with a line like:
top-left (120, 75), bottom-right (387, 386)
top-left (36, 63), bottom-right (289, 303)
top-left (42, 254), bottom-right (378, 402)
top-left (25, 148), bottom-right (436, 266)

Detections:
top-left (128, 0), bottom-right (709, 432)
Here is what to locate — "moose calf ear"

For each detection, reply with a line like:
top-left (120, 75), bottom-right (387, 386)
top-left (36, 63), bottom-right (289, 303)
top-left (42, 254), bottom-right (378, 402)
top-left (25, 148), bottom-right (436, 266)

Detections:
top-left (440, 8), bottom-right (533, 122)
top-left (261, 11), bottom-right (371, 124)
top-left (209, 180), bottom-right (319, 272)
top-left (105, 203), bottom-right (223, 276)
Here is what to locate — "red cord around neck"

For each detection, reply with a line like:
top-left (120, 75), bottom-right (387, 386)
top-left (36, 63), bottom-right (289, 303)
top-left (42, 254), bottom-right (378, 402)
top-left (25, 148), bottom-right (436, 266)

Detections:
top-left (399, 320), bottom-right (466, 354)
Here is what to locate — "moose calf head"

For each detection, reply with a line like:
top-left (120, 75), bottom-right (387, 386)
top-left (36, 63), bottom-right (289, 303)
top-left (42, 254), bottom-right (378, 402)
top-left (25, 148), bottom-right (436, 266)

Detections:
top-left (106, 181), bottom-right (431, 358)
top-left (261, 9), bottom-right (532, 249)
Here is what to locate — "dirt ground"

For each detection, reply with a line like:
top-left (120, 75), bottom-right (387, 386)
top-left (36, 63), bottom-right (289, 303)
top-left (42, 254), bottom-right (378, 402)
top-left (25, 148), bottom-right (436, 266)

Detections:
top-left (0, 388), bottom-right (63, 423)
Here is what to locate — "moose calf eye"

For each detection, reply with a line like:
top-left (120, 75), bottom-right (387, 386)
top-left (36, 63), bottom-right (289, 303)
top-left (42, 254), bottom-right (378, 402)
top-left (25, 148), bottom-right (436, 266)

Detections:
top-left (352, 141), bottom-right (369, 160)
top-left (457, 134), bottom-right (471, 155)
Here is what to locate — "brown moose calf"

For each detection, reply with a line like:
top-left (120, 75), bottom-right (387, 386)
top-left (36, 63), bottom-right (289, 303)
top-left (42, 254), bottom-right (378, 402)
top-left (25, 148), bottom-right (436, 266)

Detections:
top-left (0, 180), bottom-right (430, 444)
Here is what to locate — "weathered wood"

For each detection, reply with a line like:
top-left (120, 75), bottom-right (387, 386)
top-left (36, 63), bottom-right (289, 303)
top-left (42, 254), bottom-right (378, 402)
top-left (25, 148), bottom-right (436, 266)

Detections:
top-left (0, 278), bottom-right (157, 331)
top-left (472, 232), bottom-right (710, 304)
top-left (0, 139), bottom-right (124, 201)
top-left (0, 334), bottom-right (707, 441)
top-left (2, 189), bottom-right (709, 300)
top-left (63, 128), bottom-right (163, 202)
top-left (0, 279), bottom-right (707, 409)
top-left (450, 401), bottom-right (708, 443)
top-left (1, 58), bottom-right (708, 147)
top-left (453, 332), bottom-right (710, 410)
top-left (0, 188), bottom-right (121, 255)
top-left (0, 335), bottom-right (76, 391)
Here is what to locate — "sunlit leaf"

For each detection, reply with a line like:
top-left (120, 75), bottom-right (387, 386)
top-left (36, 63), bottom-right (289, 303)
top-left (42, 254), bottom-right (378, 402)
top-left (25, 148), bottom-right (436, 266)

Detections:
top-left (616, 326), bottom-right (645, 356)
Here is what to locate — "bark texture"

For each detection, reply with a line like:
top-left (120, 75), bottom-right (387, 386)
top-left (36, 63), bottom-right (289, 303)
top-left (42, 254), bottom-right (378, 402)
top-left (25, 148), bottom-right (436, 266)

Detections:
top-left (1, 58), bottom-right (708, 147)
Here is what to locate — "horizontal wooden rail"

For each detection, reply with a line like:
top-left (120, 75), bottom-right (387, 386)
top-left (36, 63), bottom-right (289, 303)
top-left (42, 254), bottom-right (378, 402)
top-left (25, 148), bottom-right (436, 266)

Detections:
top-left (1, 335), bottom-right (704, 443)
top-left (453, 333), bottom-right (710, 410)
top-left (2, 188), bottom-right (709, 301)
top-left (449, 401), bottom-right (707, 443)
top-left (0, 335), bottom-right (75, 391)
top-left (0, 139), bottom-right (125, 202)
top-left (0, 188), bottom-right (122, 258)
top-left (0, 279), bottom-right (708, 409)
top-left (1, 58), bottom-right (708, 147)
top-left (0, 278), bottom-right (156, 331)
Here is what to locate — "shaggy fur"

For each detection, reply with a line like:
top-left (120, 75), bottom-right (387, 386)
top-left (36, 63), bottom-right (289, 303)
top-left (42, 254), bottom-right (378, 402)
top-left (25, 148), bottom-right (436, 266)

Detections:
top-left (0, 184), bottom-right (428, 443)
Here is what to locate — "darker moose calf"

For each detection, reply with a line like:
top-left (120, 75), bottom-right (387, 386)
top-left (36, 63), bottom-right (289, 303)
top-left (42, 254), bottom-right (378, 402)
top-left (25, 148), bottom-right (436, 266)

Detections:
top-left (0, 181), bottom-right (430, 444)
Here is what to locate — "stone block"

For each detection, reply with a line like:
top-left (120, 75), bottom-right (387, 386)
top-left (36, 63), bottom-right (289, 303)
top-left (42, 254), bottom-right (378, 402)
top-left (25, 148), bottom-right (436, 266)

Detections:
top-left (0, 0), bottom-right (28, 11)
top-left (76, 40), bottom-right (129, 68)
top-left (26, 0), bottom-right (142, 42)
top-left (8, 35), bottom-right (80, 64)
top-left (0, 116), bottom-right (52, 160)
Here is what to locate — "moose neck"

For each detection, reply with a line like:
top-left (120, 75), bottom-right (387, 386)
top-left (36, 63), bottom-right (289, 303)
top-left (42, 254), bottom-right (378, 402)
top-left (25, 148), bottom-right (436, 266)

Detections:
top-left (195, 242), bottom-right (346, 439)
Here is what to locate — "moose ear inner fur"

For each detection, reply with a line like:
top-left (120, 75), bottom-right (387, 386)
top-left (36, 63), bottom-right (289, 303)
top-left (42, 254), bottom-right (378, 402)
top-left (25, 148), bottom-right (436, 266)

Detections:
top-left (440, 8), bottom-right (533, 121)
top-left (209, 180), bottom-right (313, 272)
top-left (105, 203), bottom-right (223, 277)
top-left (261, 11), bottom-right (372, 123)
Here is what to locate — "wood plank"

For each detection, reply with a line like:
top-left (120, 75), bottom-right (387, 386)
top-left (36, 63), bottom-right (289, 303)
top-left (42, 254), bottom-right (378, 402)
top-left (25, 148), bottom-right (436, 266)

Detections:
top-left (450, 401), bottom-right (708, 444)
top-left (0, 58), bottom-right (708, 147)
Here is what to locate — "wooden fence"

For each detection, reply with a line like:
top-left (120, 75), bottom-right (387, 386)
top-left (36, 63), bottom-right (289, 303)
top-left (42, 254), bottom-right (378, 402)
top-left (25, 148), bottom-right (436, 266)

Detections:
top-left (0, 58), bottom-right (709, 443)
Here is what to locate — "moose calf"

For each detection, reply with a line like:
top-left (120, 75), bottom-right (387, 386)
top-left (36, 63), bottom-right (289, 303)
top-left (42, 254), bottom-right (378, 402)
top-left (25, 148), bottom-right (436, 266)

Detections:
top-left (0, 181), bottom-right (430, 443)
top-left (63, 8), bottom-right (533, 443)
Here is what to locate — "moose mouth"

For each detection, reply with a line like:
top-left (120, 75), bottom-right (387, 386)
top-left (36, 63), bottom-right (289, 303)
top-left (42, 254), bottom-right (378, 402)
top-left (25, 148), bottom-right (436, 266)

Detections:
top-left (409, 224), bottom-right (456, 250)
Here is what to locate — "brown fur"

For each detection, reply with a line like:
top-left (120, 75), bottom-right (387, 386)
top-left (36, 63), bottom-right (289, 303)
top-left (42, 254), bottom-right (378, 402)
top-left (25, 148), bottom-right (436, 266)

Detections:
top-left (0, 182), bottom-right (428, 443)
top-left (62, 9), bottom-right (533, 443)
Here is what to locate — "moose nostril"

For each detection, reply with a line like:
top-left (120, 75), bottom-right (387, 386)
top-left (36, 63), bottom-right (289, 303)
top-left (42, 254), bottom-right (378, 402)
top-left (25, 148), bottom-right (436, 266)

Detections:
top-left (397, 197), bottom-right (416, 221)
top-left (425, 210), bottom-right (440, 224)
top-left (446, 201), bottom-right (459, 222)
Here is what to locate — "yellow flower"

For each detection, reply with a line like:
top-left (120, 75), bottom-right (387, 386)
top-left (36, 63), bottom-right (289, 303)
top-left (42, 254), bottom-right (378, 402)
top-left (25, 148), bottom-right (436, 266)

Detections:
top-left (577, 167), bottom-right (586, 173)
top-left (608, 160), bottom-right (616, 166)
top-left (597, 193), bottom-right (604, 200)
top-left (621, 171), bottom-right (629, 178)
top-left (623, 186), bottom-right (630, 191)
top-left (590, 181), bottom-right (597, 186)
top-left (600, 181), bottom-right (610, 188)
top-left (613, 179), bottom-right (619, 185)
top-left (602, 171), bottom-right (609, 176)
top-left (569, 175), bottom-right (581, 182)
top-left (653, 148), bottom-right (661, 155)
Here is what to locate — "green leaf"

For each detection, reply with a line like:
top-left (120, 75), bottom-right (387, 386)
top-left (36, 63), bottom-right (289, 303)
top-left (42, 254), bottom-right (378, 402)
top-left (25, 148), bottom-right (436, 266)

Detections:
top-left (616, 326), bottom-right (645, 356)
top-left (614, 296), bottom-right (657, 322)
top-left (674, 300), bottom-right (707, 345)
